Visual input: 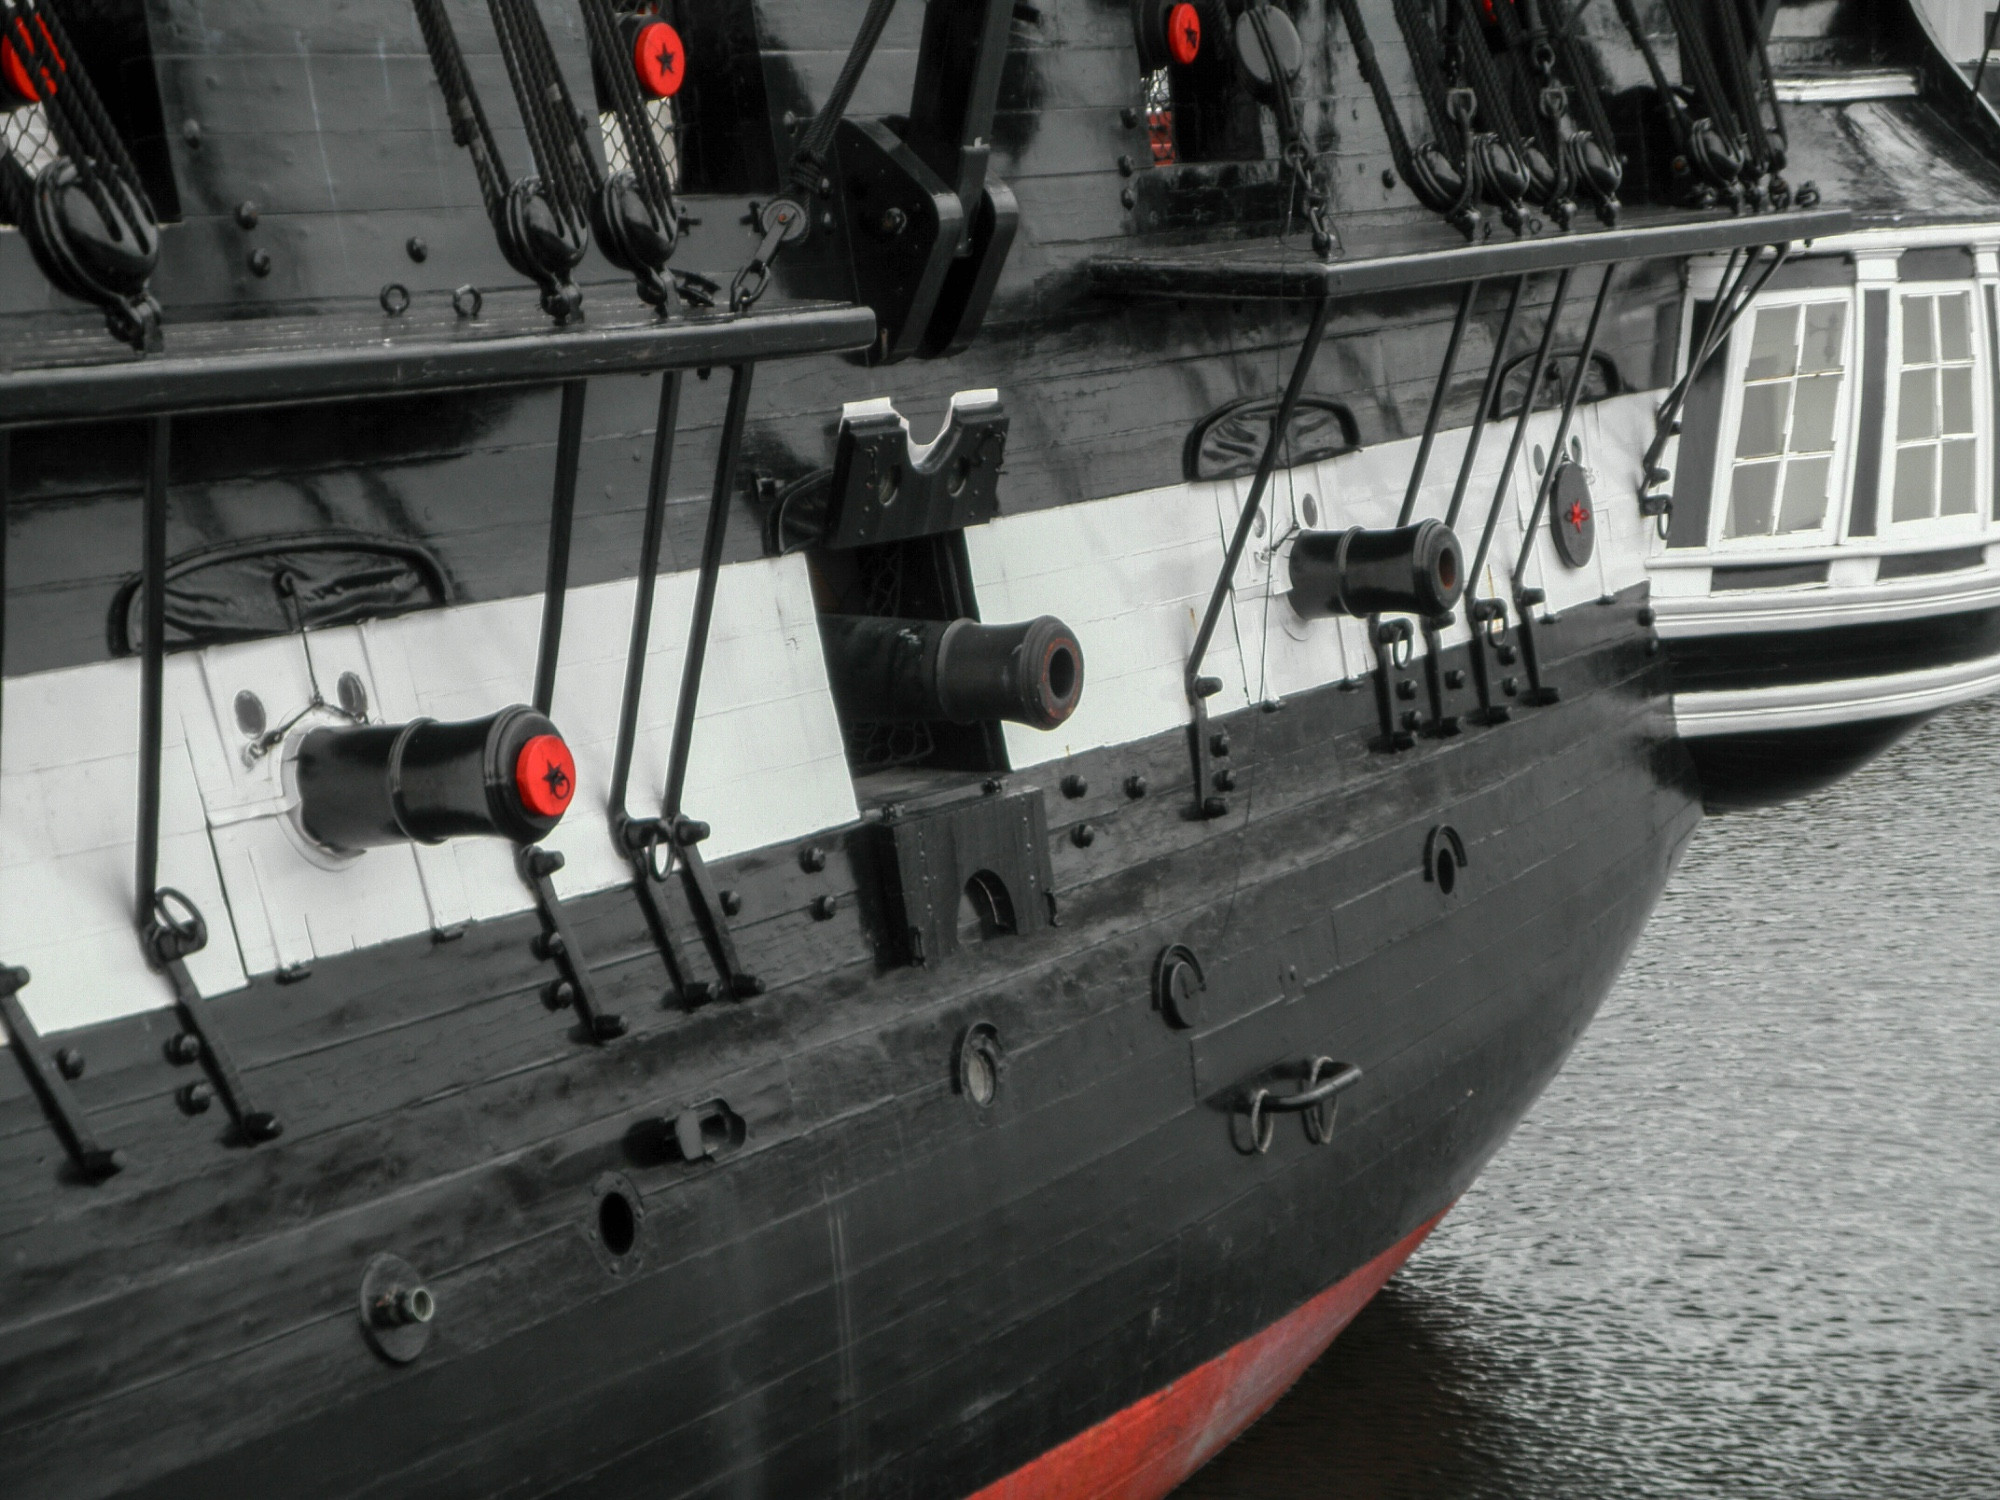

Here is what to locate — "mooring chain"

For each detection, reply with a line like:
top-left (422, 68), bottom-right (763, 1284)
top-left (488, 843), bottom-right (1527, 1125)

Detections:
top-left (1243, 2), bottom-right (1336, 258)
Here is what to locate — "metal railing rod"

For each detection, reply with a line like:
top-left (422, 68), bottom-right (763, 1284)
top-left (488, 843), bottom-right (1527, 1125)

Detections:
top-left (1444, 274), bottom-right (1527, 531)
top-left (1397, 280), bottom-right (1480, 527)
top-left (1469, 270), bottom-right (1573, 590)
top-left (663, 363), bottom-right (756, 820)
top-left (1513, 262), bottom-right (1618, 583)
top-left (608, 370), bottom-right (684, 821)
top-left (1186, 296), bottom-right (1332, 694)
top-left (532, 379), bottom-right (590, 716)
top-left (134, 416), bottom-right (171, 921)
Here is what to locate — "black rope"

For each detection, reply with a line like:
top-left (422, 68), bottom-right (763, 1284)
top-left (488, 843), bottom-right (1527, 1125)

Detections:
top-left (1350, 0), bottom-right (1478, 234)
top-left (413, 0), bottom-right (512, 211)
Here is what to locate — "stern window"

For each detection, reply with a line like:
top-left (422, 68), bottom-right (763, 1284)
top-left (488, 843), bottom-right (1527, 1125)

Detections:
top-left (1723, 299), bottom-right (1850, 540)
top-left (1891, 291), bottom-right (1980, 523)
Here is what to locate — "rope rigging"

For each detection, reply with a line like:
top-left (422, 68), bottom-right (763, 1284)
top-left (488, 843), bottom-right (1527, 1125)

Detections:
top-left (1334, 0), bottom-right (1479, 237)
top-left (0, 0), bottom-right (162, 348)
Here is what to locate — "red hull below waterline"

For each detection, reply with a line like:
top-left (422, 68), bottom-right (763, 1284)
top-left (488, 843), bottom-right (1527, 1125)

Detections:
top-left (967, 1211), bottom-right (1448, 1500)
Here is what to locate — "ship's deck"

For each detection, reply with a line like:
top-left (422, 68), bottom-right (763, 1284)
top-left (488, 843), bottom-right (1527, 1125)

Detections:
top-left (1088, 207), bottom-right (1853, 301)
top-left (0, 295), bottom-right (878, 425)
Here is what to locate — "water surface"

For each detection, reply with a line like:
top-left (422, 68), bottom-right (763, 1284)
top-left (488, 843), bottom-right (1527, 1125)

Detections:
top-left (1180, 697), bottom-right (2000, 1498)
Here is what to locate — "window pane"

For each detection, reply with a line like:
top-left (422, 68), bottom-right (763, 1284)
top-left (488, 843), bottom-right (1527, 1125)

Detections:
top-left (1775, 456), bottom-right (1830, 533)
top-left (1940, 439), bottom-right (1977, 515)
top-left (1745, 306), bottom-right (1799, 380)
top-left (1737, 383), bottom-right (1790, 457)
top-left (1898, 368), bottom-right (1938, 440)
top-left (1726, 461), bottom-right (1780, 537)
top-left (1903, 295), bottom-right (1936, 364)
top-left (1939, 292), bottom-right (1974, 363)
top-left (1941, 365), bottom-right (1975, 435)
top-left (1801, 302), bottom-right (1847, 373)
top-left (1893, 444), bottom-right (1936, 522)
top-left (1790, 374), bottom-right (1841, 452)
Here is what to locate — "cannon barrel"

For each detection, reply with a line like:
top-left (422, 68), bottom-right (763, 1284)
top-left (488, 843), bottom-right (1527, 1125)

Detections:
top-left (821, 615), bottom-right (1084, 731)
top-left (1287, 519), bottom-right (1464, 620)
top-left (294, 705), bottom-right (574, 852)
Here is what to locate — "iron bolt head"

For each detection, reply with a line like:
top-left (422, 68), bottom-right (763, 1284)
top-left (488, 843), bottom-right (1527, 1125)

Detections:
top-left (811, 894), bottom-right (838, 921)
top-left (1444, 669), bottom-right (1467, 689)
top-left (1121, 106), bottom-right (1140, 128)
top-left (879, 206), bottom-right (908, 236)
top-left (1124, 774), bottom-right (1148, 800)
top-left (234, 200), bottom-right (259, 230)
top-left (1120, 187), bottom-right (1137, 209)
top-left (546, 979), bottom-right (576, 1011)
top-left (1210, 732), bottom-right (1230, 757)
top-left (1396, 679), bottom-right (1418, 700)
top-left (165, 1032), bottom-right (202, 1066)
top-left (247, 247), bottom-right (273, 277)
top-left (720, 889), bottom-right (743, 916)
top-left (1201, 795), bottom-right (1229, 819)
top-left (1213, 769), bottom-right (1236, 792)
top-left (1501, 677), bottom-right (1520, 696)
top-left (1071, 823), bottom-right (1096, 849)
top-left (55, 1047), bottom-right (84, 1080)
top-left (1117, 154), bottom-right (1137, 177)
top-left (799, 844), bottom-right (827, 873)
top-left (406, 236), bottom-right (428, 263)
top-left (179, 1080), bottom-right (215, 1114)
top-left (1061, 774), bottom-right (1088, 799)
top-left (1496, 645), bottom-right (1518, 665)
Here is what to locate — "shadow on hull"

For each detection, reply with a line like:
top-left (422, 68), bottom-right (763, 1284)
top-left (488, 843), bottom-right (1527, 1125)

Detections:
top-left (1688, 713), bottom-right (1933, 813)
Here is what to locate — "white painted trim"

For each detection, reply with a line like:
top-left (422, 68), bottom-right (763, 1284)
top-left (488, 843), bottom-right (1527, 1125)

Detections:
top-left (1771, 71), bottom-right (1921, 103)
top-left (1654, 565), bottom-right (2000, 636)
top-left (1673, 651), bottom-right (2000, 736)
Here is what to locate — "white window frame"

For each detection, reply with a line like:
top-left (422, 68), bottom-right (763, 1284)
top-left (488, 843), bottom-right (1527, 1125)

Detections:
top-left (1707, 286), bottom-right (1861, 551)
top-left (1880, 280), bottom-right (1989, 537)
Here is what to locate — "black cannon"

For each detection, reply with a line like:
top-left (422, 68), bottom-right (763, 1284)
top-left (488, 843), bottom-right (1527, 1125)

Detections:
top-left (295, 705), bottom-right (575, 852)
top-left (820, 615), bottom-right (1084, 731)
top-left (1287, 519), bottom-right (1464, 620)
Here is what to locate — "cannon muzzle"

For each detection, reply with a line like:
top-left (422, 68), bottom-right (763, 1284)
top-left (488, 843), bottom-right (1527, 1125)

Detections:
top-left (295, 705), bottom-right (574, 852)
top-left (1287, 519), bottom-right (1464, 620)
top-left (821, 615), bottom-right (1084, 731)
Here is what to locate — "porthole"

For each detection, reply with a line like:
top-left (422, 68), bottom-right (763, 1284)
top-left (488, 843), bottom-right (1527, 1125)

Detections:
top-left (588, 1171), bottom-right (646, 1274)
top-left (955, 1022), bottom-right (1005, 1109)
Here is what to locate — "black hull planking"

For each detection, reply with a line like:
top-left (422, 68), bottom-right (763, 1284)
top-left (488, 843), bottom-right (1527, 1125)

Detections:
top-left (0, 592), bottom-right (1693, 1499)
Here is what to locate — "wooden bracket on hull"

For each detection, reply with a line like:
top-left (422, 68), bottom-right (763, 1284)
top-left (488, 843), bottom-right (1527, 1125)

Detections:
top-left (0, 970), bottom-right (123, 1181)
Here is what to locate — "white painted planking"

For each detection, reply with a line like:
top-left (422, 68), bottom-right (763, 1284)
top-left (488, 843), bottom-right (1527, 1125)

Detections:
top-left (972, 392), bottom-right (1663, 769)
top-left (0, 656), bottom-right (247, 1035)
top-left (1, 552), bottom-right (856, 1028)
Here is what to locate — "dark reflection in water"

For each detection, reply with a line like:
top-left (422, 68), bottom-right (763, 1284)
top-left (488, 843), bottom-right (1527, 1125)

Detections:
top-left (1180, 697), bottom-right (2000, 1498)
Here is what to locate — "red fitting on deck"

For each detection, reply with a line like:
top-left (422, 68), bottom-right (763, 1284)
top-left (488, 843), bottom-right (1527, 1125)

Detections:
top-left (1167, 3), bottom-right (1201, 65)
top-left (632, 20), bottom-right (685, 99)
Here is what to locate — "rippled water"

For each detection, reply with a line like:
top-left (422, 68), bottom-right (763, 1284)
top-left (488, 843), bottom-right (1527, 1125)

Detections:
top-left (1179, 697), bottom-right (2000, 1498)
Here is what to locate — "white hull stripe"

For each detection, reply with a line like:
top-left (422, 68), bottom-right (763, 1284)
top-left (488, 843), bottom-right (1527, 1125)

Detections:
top-left (1673, 651), bottom-right (2000, 737)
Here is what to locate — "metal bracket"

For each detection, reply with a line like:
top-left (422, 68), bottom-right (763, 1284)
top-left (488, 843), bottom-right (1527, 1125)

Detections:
top-left (1465, 599), bottom-right (1514, 726)
top-left (0, 967), bottom-right (124, 1180)
top-left (1187, 679), bottom-right (1230, 819)
top-left (148, 889), bottom-right (282, 1143)
top-left (619, 817), bottom-right (762, 1004)
top-left (1418, 612), bottom-right (1462, 737)
top-left (1512, 587), bottom-right (1560, 705)
top-left (1369, 618), bottom-right (1418, 752)
top-left (518, 847), bottom-right (626, 1043)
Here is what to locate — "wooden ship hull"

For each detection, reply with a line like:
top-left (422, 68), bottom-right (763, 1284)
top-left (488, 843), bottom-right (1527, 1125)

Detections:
top-left (0, 0), bottom-right (1848, 1493)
